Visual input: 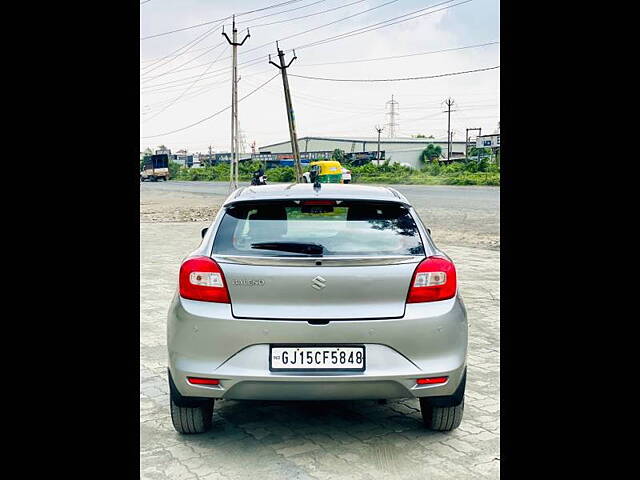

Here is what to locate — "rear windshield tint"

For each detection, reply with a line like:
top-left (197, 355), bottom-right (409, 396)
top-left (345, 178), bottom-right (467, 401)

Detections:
top-left (212, 201), bottom-right (425, 257)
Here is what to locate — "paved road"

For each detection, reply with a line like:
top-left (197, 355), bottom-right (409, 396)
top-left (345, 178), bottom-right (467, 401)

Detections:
top-left (141, 181), bottom-right (499, 209)
top-left (141, 181), bottom-right (500, 250)
top-left (140, 221), bottom-right (500, 479)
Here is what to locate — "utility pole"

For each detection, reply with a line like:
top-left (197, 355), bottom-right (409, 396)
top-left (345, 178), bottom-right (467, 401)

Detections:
top-left (375, 125), bottom-right (384, 166)
top-left (222, 16), bottom-right (250, 192)
top-left (208, 145), bottom-right (212, 167)
top-left (443, 98), bottom-right (455, 161)
top-left (270, 43), bottom-right (302, 182)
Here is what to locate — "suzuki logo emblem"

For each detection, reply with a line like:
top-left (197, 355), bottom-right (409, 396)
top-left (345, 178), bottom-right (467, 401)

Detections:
top-left (311, 276), bottom-right (326, 290)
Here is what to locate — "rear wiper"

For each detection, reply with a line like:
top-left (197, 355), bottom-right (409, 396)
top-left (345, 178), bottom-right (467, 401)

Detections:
top-left (250, 241), bottom-right (324, 255)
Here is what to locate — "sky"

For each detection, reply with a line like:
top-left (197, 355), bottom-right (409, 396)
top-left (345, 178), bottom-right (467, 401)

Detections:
top-left (140, 0), bottom-right (500, 154)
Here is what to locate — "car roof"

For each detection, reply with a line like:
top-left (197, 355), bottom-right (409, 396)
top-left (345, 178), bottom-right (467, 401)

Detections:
top-left (224, 183), bottom-right (410, 206)
top-left (310, 160), bottom-right (340, 165)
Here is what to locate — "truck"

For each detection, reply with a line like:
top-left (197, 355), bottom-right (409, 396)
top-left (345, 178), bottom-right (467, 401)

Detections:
top-left (140, 154), bottom-right (170, 182)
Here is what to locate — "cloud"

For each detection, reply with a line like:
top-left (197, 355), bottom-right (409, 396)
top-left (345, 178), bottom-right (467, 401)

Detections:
top-left (140, 0), bottom-right (499, 152)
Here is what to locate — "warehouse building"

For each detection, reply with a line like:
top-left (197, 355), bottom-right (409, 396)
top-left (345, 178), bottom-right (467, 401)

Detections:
top-left (259, 136), bottom-right (468, 169)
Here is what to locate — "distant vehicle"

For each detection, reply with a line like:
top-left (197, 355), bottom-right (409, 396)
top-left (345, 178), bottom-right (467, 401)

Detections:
top-left (341, 167), bottom-right (352, 184)
top-left (141, 154), bottom-right (170, 182)
top-left (302, 160), bottom-right (343, 184)
top-left (251, 167), bottom-right (267, 186)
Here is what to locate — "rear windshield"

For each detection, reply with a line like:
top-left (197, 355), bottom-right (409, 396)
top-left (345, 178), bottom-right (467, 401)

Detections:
top-left (212, 201), bottom-right (425, 257)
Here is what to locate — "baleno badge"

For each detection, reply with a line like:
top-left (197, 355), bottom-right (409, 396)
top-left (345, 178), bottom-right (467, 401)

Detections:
top-left (232, 279), bottom-right (265, 287)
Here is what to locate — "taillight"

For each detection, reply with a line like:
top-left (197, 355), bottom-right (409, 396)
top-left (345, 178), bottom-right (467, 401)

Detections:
top-left (417, 376), bottom-right (448, 385)
top-left (187, 377), bottom-right (220, 386)
top-left (179, 256), bottom-right (230, 303)
top-left (407, 256), bottom-right (457, 303)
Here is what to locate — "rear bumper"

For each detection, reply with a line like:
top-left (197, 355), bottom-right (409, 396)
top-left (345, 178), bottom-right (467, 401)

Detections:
top-left (167, 294), bottom-right (467, 401)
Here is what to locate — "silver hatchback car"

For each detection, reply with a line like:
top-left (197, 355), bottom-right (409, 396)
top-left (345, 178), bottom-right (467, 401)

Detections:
top-left (167, 183), bottom-right (467, 434)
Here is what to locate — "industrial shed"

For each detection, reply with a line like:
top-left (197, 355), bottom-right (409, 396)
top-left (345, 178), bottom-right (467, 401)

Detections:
top-left (259, 136), bottom-right (468, 169)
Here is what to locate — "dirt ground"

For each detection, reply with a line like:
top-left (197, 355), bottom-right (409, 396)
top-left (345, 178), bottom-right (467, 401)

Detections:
top-left (140, 191), bottom-right (221, 223)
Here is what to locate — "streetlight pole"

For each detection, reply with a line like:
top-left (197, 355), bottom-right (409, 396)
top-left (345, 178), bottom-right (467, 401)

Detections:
top-left (375, 125), bottom-right (384, 166)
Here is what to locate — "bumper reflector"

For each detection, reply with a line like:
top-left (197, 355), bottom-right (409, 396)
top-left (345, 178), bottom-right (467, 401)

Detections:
top-left (187, 377), bottom-right (220, 386)
top-left (416, 376), bottom-right (448, 385)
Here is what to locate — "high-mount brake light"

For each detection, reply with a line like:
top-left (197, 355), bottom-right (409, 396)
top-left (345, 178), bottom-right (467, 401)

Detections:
top-left (179, 256), bottom-right (230, 303)
top-left (302, 200), bottom-right (335, 205)
top-left (406, 256), bottom-right (457, 303)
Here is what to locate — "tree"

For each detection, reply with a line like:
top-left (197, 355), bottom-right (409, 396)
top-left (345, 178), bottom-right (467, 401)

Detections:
top-left (421, 144), bottom-right (442, 163)
top-left (143, 147), bottom-right (153, 155)
top-left (331, 148), bottom-right (345, 163)
top-left (468, 146), bottom-right (492, 161)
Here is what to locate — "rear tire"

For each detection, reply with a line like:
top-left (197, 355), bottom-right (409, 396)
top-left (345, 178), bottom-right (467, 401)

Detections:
top-left (420, 397), bottom-right (464, 431)
top-left (170, 397), bottom-right (214, 434)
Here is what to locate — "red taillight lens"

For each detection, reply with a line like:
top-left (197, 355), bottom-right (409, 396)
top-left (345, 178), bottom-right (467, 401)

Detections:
top-left (417, 376), bottom-right (448, 385)
top-left (179, 256), bottom-right (230, 303)
top-left (407, 256), bottom-right (457, 303)
top-left (187, 377), bottom-right (220, 386)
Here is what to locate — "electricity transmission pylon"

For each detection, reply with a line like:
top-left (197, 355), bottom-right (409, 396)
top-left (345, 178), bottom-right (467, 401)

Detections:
top-left (385, 95), bottom-right (399, 138)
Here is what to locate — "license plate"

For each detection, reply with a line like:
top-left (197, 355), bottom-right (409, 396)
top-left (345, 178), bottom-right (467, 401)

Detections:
top-left (269, 345), bottom-right (366, 372)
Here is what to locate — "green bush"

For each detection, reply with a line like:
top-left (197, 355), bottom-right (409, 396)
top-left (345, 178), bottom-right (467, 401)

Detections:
top-left (169, 159), bottom-right (499, 186)
top-left (172, 163), bottom-right (231, 181)
top-left (168, 161), bottom-right (181, 179)
top-left (266, 166), bottom-right (296, 182)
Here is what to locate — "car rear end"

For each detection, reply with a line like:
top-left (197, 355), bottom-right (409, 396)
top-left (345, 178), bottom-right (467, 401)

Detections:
top-left (167, 185), bottom-right (467, 432)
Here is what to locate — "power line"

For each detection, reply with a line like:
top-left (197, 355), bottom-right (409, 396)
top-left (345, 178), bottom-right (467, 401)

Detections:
top-left (141, 73), bottom-right (279, 139)
top-left (288, 65), bottom-right (500, 82)
top-left (141, 0), bottom-right (396, 79)
top-left (143, 45), bottom-right (230, 121)
top-left (141, 37), bottom-right (496, 91)
top-left (140, 0), bottom-right (476, 88)
top-left (141, 40), bottom-right (226, 81)
top-left (183, 0), bottom-right (466, 81)
top-left (138, 0), bottom-right (329, 63)
top-left (296, 41), bottom-right (499, 67)
top-left (140, 0), bottom-right (354, 81)
top-left (140, 21), bottom-right (225, 74)
top-left (294, 0), bottom-right (472, 52)
top-left (247, 0), bottom-right (366, 28)
top-left (242, 0), bottom-right (400, 58)
top-left (140, 0), bottom-right (403, 87)
top-left (140, 0), bottom-right (309, 40)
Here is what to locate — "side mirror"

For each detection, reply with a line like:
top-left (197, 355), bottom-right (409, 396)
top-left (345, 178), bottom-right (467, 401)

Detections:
top-left (427, 228), bottom-right (431, 235)
top-left (201, 227), bottom-right (208, 239)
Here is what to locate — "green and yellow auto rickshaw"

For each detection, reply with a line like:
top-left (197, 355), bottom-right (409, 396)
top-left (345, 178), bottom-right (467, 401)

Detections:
top-left (304, 160), bottom-right (343, 183)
